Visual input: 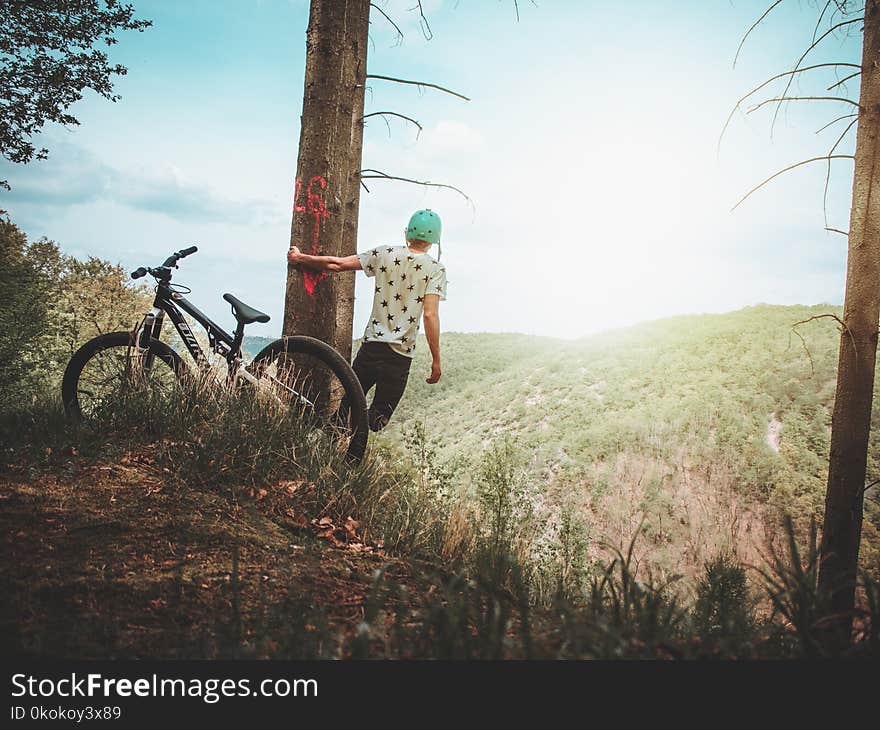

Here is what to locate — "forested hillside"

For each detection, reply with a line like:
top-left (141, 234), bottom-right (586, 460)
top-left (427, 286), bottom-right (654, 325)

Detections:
top-left (245, 306), bottom-right (879, 577)
top-left (381, 306), bottom-right (879, 574)
top-left (245, 305), bottom-right (880, 572)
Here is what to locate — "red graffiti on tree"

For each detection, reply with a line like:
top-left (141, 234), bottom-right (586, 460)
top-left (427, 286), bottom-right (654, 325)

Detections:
top-left (293, 175), bottom-right (330, 296)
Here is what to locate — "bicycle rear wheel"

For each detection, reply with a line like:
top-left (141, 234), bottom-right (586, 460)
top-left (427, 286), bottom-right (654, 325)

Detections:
top-left (61, 331), bottom-right (184, 420)
top-left (249, 336), bottom-right (368, 463)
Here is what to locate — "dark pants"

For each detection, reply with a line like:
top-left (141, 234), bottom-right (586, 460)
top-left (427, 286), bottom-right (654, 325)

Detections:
top-left (351, 341), bottom-right (412, 431)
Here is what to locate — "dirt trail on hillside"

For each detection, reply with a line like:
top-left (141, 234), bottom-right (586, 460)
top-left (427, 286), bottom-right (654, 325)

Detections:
top-left (766, 413), bottom-right (782, 454)
top-left (0, 458), bottom-right (412, 659)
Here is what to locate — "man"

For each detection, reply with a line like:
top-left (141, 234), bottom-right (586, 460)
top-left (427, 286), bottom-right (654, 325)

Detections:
top-left (288, 209), bottom-right (446, 431)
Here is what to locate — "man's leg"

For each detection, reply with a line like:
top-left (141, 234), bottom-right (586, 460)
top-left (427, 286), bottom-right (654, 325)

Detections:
top-left (334, 343), bottom-right (379, 429)
top-left (368, 351), bottom-right (411, 432)
top-left (352, 344), bottom-right (380, 395)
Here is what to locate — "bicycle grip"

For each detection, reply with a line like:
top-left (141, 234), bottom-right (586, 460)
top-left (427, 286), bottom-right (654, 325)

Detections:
top-left (131, 267), bottom-right (148, 280)
top-left (178, 245), bottom-right (198, 257)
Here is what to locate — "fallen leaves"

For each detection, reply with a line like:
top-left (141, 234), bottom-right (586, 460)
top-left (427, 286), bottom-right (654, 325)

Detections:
top-left (245, 486), bottom-right (270, 501)
top-left (119, 452), bottom-right (154, 466)
top-left (309, 515), bottom-right (376, 553)
top-left (285, 508), bottom-right (309, 529)
top-left (278, 479), bottom-right (306, 496)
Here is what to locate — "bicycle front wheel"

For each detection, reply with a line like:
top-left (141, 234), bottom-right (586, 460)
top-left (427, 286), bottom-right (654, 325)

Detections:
top-left (61, 331), bottom-right (184, 420)
top-left (249, 336), bottom-right (368, 463)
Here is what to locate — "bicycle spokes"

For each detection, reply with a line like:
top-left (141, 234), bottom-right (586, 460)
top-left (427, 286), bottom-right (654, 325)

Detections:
top-left (252, 350), bottom-right (352, 434)
top-left (75, 344), bottom-right (177, 417)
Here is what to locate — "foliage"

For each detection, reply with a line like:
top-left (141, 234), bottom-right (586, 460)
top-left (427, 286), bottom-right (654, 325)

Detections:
top-left (47, 253), bottom-right (152, 363)
top-left (756, 516), bottom-right (827, 658)
top-left (383, 306), bottom-right (880, 578)
top-left (693, 553), bottom-right (756, 657)
top-left (0, 218), bottom-right (51, 408)
top-left (0, 0), bottom-right (151, 188)
top-left (0, 219), bottom-right (150, 409)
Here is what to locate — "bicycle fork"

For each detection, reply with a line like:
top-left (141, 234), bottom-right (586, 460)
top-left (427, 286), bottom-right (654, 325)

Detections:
top-left (137, 307), bottom-right (165, 371)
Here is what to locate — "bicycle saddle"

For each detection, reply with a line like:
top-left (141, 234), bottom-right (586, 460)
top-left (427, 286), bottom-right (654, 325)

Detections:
top-left (223, 293), bottom-right (270, 324)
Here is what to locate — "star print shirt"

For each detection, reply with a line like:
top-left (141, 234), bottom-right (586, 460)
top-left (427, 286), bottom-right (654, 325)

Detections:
top-left (357, 245), bottom-right (447, 358)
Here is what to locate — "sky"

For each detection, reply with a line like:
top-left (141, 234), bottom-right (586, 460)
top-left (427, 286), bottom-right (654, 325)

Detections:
top-left (0, 0), bottom-right (867, 339)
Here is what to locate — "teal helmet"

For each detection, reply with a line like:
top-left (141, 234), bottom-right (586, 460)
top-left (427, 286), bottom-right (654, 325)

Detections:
top-left (406, 209), bottom-right (441, 246)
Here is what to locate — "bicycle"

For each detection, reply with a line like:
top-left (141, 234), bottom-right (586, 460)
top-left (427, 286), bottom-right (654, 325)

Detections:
top-left (61, 246), bottom-right (369, 462)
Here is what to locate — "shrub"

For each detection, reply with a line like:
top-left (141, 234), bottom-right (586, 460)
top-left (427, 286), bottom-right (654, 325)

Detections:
top-left (693, 553), bottom-right (756, 657)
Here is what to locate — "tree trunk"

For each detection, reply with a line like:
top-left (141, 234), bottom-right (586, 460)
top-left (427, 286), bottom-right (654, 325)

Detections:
top-left (283, 0), bottom-right (370, 362)
top-left (818, 0), bottom-right (880, 645)
top-left (335, 0), bottom-right (369, 360)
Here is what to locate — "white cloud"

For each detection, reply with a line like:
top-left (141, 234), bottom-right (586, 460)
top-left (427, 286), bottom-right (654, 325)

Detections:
top-left (2, 143), bottom-right (281, 227)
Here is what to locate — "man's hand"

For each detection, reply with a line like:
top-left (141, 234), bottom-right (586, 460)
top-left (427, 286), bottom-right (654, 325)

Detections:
top-left (426, 360), bottom-right (441, 384)
top-left (288, 245), bottom-right (302, 264)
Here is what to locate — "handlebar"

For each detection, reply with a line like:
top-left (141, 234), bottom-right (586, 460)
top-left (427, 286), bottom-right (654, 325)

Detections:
top-left (162, 245), bottom-right (198, 268)
top-left (131, 246), bottom-right (198, 281)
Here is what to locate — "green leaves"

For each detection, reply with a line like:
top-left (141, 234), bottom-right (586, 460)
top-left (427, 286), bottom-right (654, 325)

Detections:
top-left (0, 218), bottom-right (151, 409)
top-left (0, 0), bottom-right (151, 187)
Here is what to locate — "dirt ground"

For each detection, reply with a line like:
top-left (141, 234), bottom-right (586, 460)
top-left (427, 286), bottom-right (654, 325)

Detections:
top-left (0, 453), bottom-right (416, 659)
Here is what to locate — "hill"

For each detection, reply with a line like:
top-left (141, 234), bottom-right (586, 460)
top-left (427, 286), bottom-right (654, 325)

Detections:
top-left (243, 305), bottom-right (879, 574)
top-left (381, 304), bottom-right (879, 573)
top-left (242, 335), bottom-right (277, 357)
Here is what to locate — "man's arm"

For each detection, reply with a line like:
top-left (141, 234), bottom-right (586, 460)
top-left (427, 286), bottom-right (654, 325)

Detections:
top-left (422, 294), bottom-right (441, 384)
top-left (288, 245), bottom-right (362, 272)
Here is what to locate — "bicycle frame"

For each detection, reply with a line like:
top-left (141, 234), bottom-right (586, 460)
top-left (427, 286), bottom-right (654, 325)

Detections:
top-left (139, 282), bottom-right (246, 379)
top-left (137, 283), bottom-right (306, 400)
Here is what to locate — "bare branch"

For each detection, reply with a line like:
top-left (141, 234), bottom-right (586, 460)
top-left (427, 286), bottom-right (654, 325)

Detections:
top-left (361, 180), bottom-right (371, 193)
top-left (410, 1), bottom-right (433, 40)
top-left (370, 3), bottom-right (404, 46)
top-left (360, 168), bottom-right (472, 203)
top-left (366, 74), bottom-right (470, 101)
top-left (788, 325), bottom-right (816, 377)
top-left (512, 0), bottom-right (539, 21)
top-left (825, 227), bottom-right (849, 236)
top-left (828, 0), bottom-right (851, 28)
top-left (771, 17), bottom-right (864, 134)
top-left (373, 113), bottom-right (392, 137)
top-left (827, 70), bottom-right (861, 91)
top-left (823, 117), bottom-right (858, 226)
top-left (718, 64), bottom-right (858, 153)
top-left (747, 96), bottom-right (860, 114)
top-left (361, 111), bottom-right (423, 137)
top-left (815, 112), bottom-right (858, 134)
top-left (812, 1), bottom-right (834, 45)
top-left (743, 64), bottom-right (860, 105)
top-left (731, 155), bottom-right (855, 211)
top-left (791, 312), bottom-right (854, 376)
top-left (794, 313), bottom-right (848, 330)
top-left (734, 0), bottom-right (784, 68)
top-left (793, 313), bottom-right (856, 357)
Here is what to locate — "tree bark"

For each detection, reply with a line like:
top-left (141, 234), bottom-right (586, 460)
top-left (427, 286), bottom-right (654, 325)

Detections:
top-left (335, 0), bottom-right (369, 360)
top-left (283, 0), bottom-right (370, 362)
top-left (818, 0), bottom-right (880, 644)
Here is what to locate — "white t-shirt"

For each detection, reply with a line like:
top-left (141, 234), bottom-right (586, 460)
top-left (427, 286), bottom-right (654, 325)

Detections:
top-left (357, 245), bottom-right (447, 358)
